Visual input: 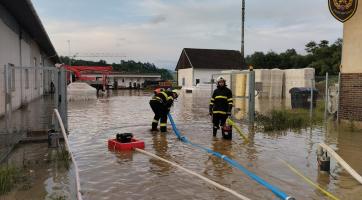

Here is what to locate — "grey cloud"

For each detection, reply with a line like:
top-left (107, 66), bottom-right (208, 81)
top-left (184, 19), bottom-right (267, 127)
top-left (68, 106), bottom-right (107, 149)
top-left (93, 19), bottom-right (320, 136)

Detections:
top-left (149, 15), bottom-right (167, 24)
top-left (39, 0), bottom-right (342, 68)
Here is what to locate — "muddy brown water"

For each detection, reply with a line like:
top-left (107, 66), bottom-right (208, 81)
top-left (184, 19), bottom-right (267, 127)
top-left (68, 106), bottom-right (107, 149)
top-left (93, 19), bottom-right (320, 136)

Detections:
top-left (68, 90), bottom-right (362, 200)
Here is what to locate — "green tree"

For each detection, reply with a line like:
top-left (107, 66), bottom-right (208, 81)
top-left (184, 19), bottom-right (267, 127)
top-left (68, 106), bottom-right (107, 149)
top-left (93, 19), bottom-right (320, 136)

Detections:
top-left (245, 38), bottom-right (342, 76)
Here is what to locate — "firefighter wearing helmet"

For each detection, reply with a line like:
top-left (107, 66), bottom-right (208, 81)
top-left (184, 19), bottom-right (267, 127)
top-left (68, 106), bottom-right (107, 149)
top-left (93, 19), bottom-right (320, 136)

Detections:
top-left (150, 88), bottom-right (178, 132)
top-left (209, 76), bottom-right (233, 139)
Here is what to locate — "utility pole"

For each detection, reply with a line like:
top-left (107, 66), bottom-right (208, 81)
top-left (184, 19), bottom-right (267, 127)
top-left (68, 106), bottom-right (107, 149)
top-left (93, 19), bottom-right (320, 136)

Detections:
top-left (67, 40), bottom-right (71, 66)
top-left (241, 0), bottom-right (245, 68)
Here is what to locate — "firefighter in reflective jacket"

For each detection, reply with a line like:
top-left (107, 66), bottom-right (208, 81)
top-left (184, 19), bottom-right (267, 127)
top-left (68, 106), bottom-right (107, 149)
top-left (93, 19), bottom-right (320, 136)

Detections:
top-left (150, 89), bottom-right (178, 132)
top-left (209, 76), bottom-right (233, 139)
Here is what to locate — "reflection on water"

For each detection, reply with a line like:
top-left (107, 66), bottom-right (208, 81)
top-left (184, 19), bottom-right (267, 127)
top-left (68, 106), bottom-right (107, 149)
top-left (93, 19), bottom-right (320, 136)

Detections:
top-left (203, 139), bottom-right (233, 179)
top-left (68, 90), bottom-right (362, 200)
top-left (149, 133), bottom-right (174, 175)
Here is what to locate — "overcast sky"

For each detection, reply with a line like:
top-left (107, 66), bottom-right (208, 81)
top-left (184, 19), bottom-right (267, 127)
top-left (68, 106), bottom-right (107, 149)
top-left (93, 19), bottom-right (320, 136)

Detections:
top-left (32, 0), bottom-right (342, 70)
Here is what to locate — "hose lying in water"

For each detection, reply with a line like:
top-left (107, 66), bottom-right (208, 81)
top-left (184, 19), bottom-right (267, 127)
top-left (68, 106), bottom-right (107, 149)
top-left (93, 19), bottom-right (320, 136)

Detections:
top-left (279, 158), bottom-right (340, 200)
top-left (134, 148), bottom-right (251, 200)
top-left (54, 109), bottom-right (83, 200)
top-left (319, 143), bottom-right (362, 184)
top-left (226, 118), bottom-right (249, 143)
top-left (167, 113), bottom-right (295, 200)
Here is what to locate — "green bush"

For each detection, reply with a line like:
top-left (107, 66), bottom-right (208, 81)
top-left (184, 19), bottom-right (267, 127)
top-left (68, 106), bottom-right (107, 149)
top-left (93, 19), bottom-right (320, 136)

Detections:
top-left (256, 106), bottom-right (324, 132)
top-left (0, 166), bottom-right (19, 195)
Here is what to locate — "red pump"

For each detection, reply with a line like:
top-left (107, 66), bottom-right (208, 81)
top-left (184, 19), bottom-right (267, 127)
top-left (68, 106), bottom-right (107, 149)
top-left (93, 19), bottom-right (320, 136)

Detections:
top-left (108, 134), bottom-right (145, 151)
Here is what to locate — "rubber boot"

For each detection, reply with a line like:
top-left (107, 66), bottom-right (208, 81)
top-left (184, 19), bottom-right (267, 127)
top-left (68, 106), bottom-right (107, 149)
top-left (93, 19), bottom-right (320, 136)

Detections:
top-left (151, 123), bottom-right (158, 131)
top-left (160, 126), bottom-right (167, 132)
top-left (213, 128), bottom-right (217, 137)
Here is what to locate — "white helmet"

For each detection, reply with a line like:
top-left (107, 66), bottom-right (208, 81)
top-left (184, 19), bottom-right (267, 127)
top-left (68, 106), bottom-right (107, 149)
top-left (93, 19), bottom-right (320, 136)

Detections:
top-left (216, 76), bottom-right (226, 83)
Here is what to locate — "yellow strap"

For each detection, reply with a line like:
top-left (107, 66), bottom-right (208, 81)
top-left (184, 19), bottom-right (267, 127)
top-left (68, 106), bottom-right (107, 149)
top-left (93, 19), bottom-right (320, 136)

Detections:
top-left (279, 159), bottom-right (340, 200)
top-left (213, 111), bottom-right (227, 115)
top-left (210, 98), bottom-right (215, 101)
top-left (228, 98), bottom-right (233, 101)
top-left (168, 96), bottom-right (174, 101)
top-left (209, 102), bottom-right (214, 105)
top-left (215, 96), bottom-right (227, 99)
top-left (152, 119), bottom-right (159, 123)
top-left (160, 123), bottom-right (167, 127)
top-left (228, 102), bottom-right (233, 105)
top-left (226, 118), bottom-right (248, 143)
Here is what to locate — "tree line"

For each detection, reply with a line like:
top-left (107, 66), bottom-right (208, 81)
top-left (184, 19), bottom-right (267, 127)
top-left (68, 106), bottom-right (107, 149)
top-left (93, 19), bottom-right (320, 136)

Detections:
top-left (245, 38), bottom-right (342, 76)
top-left (59, 56), bottom-right (173, 80)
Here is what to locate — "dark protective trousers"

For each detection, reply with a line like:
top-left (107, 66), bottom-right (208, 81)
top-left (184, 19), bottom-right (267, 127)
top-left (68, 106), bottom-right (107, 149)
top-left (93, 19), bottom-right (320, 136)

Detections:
top-left (150, 100), bottom-right (169, 132)
top-left (212, 113), bottom-right (232, 139)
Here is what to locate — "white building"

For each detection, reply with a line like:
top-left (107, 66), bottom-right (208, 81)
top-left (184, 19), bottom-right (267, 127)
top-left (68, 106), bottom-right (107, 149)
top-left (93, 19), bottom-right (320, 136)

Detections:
top-left (175, 48), bottom-right (244, 90)
top-left (0, 0), bottom-right (58, 117)
top-left (82, 72), bottom-right (161, 89)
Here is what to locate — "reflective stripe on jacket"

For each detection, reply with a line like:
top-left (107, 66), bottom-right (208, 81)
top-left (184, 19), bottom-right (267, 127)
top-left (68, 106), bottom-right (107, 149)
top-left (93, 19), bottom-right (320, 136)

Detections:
top-left (151, 91), bottom-right (174, 108)
top-left (209, 86), bottom-right (233, 114)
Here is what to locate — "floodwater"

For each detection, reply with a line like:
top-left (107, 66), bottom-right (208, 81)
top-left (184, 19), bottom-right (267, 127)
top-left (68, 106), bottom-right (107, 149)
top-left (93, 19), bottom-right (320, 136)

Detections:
top-left (68, 90), bottom-right (362, 200)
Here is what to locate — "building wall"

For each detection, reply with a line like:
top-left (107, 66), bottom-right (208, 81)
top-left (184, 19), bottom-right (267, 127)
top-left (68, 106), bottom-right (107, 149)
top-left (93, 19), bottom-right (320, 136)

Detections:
top-left (177, 68), bottom-right (193, 88)
top-left (341, 2), bottom-right (362, 74)
top-left (178, 68), bottom-right (239, 88)
top-left (339, 73), bottom-right (362, 121)
top-left (339, 2), bottom-right (362, 121)
top-left (111, 76), bottom-right (160, 88)
top-left (194, 68), bottom-right (236, 86)
top-left (113, 77), bottom-right (145, 88)
top-left (0, 7), bottom-right (53, 117)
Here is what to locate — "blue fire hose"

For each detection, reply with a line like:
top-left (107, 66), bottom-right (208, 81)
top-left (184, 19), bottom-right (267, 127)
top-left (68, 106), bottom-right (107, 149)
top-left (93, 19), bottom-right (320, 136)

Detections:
top-left (168, 113), bottom-right (295, 200)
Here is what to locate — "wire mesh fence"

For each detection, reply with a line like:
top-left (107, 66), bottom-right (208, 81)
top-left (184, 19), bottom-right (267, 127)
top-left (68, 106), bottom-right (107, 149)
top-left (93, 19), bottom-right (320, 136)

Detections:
top-left (0, 64), bottom-right (67, 163)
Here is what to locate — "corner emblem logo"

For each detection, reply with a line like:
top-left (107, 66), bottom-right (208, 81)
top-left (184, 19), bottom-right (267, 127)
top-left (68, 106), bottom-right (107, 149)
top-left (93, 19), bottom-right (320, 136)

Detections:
top-left (329, 0), bottom-right (358, 22)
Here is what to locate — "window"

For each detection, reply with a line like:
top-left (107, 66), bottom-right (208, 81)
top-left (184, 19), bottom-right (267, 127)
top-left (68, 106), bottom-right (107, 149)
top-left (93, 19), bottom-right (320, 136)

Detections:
top-left (196, 79), bottom-right (200, 85)
top-left (25, 69), bottom-right (29, 89)
top-left (122, 78), bottom-right (124, 83)
top-left (182, 78), bottom-right (185, 86)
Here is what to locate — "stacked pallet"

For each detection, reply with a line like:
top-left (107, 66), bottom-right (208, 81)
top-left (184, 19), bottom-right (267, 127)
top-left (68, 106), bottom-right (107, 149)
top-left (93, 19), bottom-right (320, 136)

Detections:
top-left (283, 68), bottom-right (315, 98)
top-left (255, 69), bottom-right (271, 98)
top-left (234, 74), bottom-right (247, 97)
top-left (269, 69), bottom-right (284, 98)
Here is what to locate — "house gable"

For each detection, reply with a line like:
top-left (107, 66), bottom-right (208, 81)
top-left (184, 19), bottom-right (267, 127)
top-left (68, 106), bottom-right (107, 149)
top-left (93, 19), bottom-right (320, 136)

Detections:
top-left (175, 48), bottom-right (244, 71)
top-left (175, 49), bottom-right (193, 71)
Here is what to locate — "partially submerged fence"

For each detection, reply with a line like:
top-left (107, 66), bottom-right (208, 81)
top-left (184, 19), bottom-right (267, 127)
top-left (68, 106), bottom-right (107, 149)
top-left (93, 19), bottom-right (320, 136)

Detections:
top-left (208, 69), bottom-right (339, 125)
top-left (0, 64), bottom-right (68, 162)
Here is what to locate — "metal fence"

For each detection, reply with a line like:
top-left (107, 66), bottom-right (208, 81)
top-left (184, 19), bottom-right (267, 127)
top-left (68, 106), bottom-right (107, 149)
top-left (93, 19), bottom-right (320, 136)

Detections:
top-left (0, 64), bottom-right (68, 162)
top-left (315, 73), bottom-right (340, 120)
top-left (208, 71), bottom-right (340, 125)
top-left (210, 70), bottom-right (255, 124)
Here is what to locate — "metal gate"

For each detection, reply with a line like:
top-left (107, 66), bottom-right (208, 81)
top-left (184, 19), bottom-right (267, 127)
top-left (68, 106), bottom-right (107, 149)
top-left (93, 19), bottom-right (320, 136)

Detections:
top-left (210, 70), bottom-right (255, 124)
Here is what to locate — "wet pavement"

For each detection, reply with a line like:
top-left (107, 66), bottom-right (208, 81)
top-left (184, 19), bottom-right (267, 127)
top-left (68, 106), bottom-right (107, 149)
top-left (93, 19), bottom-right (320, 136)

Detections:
top-left (67, 90), bottom-right (362, 200)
